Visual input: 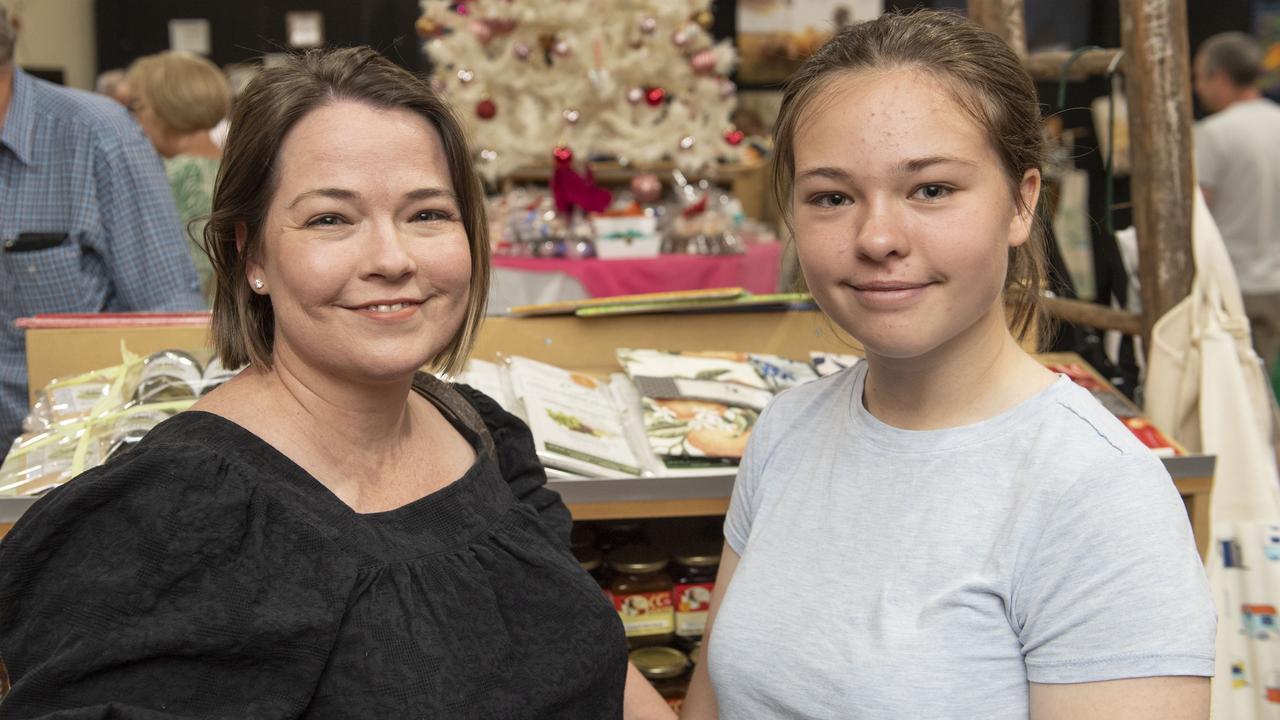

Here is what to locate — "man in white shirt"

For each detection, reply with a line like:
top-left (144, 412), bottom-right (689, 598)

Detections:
top-left (1193, 32), bottom-right (1280, 372)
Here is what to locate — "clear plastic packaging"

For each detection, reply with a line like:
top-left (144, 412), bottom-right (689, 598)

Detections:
top-left (2, 347), bottom-right (244, 497)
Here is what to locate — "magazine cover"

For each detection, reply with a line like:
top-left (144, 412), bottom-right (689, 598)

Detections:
top-left (617, 349), bottom-right (774, 460)
top-left (507, 356), bottom-right (646, 477)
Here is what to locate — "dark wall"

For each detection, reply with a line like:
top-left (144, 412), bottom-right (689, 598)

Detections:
top-left (95, 0), bottom-right (426, 74)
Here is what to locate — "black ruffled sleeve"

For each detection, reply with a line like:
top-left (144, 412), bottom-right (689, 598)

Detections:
top-left (452, 383), bottom-right (573, 546)
top-left (0, 440), bottom-right (355, 719)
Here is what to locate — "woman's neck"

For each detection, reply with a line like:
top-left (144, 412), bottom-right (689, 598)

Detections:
top-left (216, 350), bottom-right (425, 496)
top-left (860, 312), bottom-right (1056, 431)
top-left (170, 130), bottom-right (222, 160)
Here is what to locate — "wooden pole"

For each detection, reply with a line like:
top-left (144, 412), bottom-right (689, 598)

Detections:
top-left (1024, 49), bottom-right (1123, 81)
top-left (1119, 0), bottom-right (1195, 343)
top-left (1042, 297), bottom-right (1144, 336)
top-left (967, 0), bottom-right (1027, 58)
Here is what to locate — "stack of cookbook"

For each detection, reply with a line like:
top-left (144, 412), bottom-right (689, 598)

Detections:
top-left (455, 350), bottom-right (862, 480)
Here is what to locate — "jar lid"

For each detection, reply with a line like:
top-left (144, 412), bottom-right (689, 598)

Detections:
top-left (629, 646), bottom-right (689, 680)
top-left (574, 547), bottom-right (603, 572)
top-left (673, 544), bottom-right (721, 567)
top-left (570, 525), bottom-right (598, 551)
top-left (608, 545), bottom-right (668, 574)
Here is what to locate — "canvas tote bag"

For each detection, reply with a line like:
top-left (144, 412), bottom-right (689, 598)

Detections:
top-left (1146, 189), bottom-right (1280, 717)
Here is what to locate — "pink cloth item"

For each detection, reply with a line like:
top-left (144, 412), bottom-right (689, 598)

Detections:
top-left (491, 242), bottom-right (783, 298)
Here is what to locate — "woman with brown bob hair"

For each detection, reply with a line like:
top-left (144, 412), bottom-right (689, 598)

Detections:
top-left (0, 47), bottom-right (671, 718)
top-left (683, 10), bottom-right (1214, 719)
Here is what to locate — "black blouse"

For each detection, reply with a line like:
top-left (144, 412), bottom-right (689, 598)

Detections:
top-left (0, 376), bottom-right (627, 718)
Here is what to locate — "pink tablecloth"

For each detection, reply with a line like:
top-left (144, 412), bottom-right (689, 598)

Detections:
top-left (490, 242), bottom-right (783, 298)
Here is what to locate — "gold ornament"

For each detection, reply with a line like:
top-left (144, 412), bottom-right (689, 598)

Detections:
top-left (694, 10), bottom-right (713, 30)
top-left (415, 17), bottom-right (441, 39)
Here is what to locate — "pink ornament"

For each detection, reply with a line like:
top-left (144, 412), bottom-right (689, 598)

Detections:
top-left (553, 40), bottom-right (571, 56)
top-left (691, 49), bottom-right (717, 75)
top-left (470, 20), bottom-right (493, 44)
top-left (626, 87), bottom-right (644, 104)
top-left (553, 145), bottom-right (574, 163)
top-left (719, 78), bottom-right (737, 98)
top-left (630, 173), bottom-right (663, 204)
top-left (672, 29), bottom-right (690, 47)
top-left (639, 17), bottom-right (657, 35)
top-left (455, 2), bottom-right (470, 15)
top-left (513, 42), bottom-right (531, 59)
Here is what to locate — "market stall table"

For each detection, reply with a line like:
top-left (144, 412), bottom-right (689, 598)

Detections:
top-left (487, 242), bottom-right (783, 312)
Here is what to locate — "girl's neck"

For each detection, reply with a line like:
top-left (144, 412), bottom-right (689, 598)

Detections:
top-left (861, 315), bottom-right (1056, 431)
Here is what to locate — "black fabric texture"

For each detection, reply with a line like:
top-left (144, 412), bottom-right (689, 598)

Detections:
top-left (0, 374), bottom-right (626, 718)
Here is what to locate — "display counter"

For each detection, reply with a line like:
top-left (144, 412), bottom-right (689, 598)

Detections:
top-left (9, 310), bottom-right (1214, 558)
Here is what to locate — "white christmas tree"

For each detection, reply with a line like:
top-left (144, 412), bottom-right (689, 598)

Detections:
top-left (417, 0), bottom-right (742, 183)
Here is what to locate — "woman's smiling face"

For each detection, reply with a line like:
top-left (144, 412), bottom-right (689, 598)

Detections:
top-left (247, 100), bottom-right (472, 384)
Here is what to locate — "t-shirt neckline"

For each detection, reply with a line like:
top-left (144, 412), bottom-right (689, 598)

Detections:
top-left (845, 362), bottom-right (1071, 453)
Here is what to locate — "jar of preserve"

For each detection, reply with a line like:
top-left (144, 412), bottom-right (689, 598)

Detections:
top-left (672, 546), bottom-right (719, 640)
top-left (629, 646), bottom-right (690, 712)
top-left (573, 547), bottom-right (611, 599)
top-left (595, 520), bottom-right (645, 552)
top-left (608, 545), bottom-right (675, 646)
top-left (570, 524), bottom-right (598, 552)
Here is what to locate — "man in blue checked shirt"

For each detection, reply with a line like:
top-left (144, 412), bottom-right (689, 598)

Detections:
top-left (0, 8), bottom-right (204, 451)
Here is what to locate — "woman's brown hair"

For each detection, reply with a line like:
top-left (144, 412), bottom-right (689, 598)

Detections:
top-left (205, 46), bottom-right (489, 374)
top-left (772, 10), bottom-right (1049, 347)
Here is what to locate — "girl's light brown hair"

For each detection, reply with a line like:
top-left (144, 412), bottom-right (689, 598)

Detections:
top-left (772, 10), bottom-right (1049, 348)
top-left (204, 46), bottom-right (489, 375)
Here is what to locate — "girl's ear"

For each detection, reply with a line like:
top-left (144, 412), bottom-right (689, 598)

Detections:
top-left (237, 223), bottom-right (266, 293)
top-left (1008, 168), bottom-right (1042, 248)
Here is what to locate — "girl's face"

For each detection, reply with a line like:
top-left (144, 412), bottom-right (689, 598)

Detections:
top-left (791, 68), bottom-right (1039, 365)
top-left (246, 100), bottom-right (472, 385)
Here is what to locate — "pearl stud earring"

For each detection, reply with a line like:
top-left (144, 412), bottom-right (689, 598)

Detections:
top-left (254, 279), bottom-right (264, 289)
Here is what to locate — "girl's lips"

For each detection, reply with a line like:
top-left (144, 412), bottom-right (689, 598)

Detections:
top-left (844, 281), bottom-right (932, 307)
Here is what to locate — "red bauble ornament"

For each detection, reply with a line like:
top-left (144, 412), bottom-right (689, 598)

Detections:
top-left (645, 87), bottom-right (666, 106)
top-left (553, 145), bottom-right (574, 163)
top-left (724, 129), bottom-right (745, 146)
top-left (476, 99), bottom-right (497, 119)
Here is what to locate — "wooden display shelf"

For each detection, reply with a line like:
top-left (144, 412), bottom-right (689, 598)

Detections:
top-left (8, 311), bottom-right (1215, 560)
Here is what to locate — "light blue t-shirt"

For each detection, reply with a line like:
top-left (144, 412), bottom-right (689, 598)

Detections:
top-left (710, 362), bottom-right (1215, 719)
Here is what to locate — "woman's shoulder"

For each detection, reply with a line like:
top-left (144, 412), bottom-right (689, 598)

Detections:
top-left (2, 412), bottom-right (290, 552)
top-left (413, 372), bottom-right (515, 441)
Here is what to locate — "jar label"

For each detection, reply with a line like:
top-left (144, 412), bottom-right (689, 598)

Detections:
top-left (614, 591), bottom-right (675, 636)
top-left (674, 582), bottom-right (714, 636)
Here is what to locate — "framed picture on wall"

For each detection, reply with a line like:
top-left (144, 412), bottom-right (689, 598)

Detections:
top-left (735, 0), bottom-right (883, 86)
top-left (1258, 2), bottom-right (1280, 97)
top-left (285, 11), bottom-right (324, 49)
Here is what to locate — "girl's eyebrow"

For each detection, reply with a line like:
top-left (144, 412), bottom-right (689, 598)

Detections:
top-left (899, 155), bottom-right (978, 173)
top-left (795, 166), bottom-right (853, 183)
